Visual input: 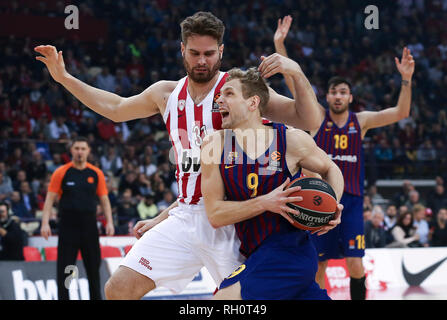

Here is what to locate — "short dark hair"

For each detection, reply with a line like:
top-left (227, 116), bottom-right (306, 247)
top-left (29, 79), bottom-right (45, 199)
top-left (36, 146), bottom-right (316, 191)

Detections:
top-left (328, 76), bottom-right (352, 92)
top-left (180, 11), bottom-right (225, 45)
top-left (71, 136), bottom-right (89, 147)
top-left (227, 67), bottom-right (270, 115)
top-left (0, 201), bottom-right (9, 212)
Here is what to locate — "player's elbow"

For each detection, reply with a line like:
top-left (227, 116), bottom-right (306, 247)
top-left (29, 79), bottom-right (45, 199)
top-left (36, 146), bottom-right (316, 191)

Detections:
top-left (207, 212), bottom-right (223, 229)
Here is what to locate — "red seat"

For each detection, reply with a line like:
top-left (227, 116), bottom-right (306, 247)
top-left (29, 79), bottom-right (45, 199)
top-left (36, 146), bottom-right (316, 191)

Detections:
top-left (44, 247), bottom-right (58, 261)
top-left (44, 247), bottom-right (82, 261)
top-left (101, 246), bottom-right (122, 258)
top-left (23, 246), bottom-right (42, 261)
top-left (124, 245), bottom-right (133, 255)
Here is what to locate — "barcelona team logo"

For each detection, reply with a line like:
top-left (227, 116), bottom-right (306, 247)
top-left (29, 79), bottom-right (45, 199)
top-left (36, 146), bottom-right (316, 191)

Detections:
top-left (227, 151), bottom-right (239, 162)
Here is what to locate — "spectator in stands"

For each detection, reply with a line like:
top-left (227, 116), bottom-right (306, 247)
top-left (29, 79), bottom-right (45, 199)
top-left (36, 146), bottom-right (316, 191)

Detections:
top-left (363, 194), bottom-right (373, 212)
top-left (367, 185), bottom-right (385, 206)
top-left (116, 188), bottom-right (139, 235)
top-left (392, 180), bottom-right (414, 208)
top-left (96, 118), bottom-right (117, 141)
top-left (413, 204), bottom-right (430, 247)
top-left (0, 201), bottom-right (24, 260)
top-left (19, 181), bottom-right (37, 216)
top-left (429, 208), bottom-right (447, 247)
top-left (47, 153), bottom-right (62, 173)
top-left (427, 184), bottom-right (447, 220)
top-left (404, 189), bottom-right (424, 211)
top-left (49, 115), bottom-right (71, 140)
top-left (139, 154), bottom-right (157, 177)
top-left (100, 146), bottom-right (123, 176)
top-left (0, 170), bottom-right (13, 201)
top-left (157, 190), bottom-right (175, 212)
top-left (118, 170), bottom-right (140, 196)
top-left (10, 191), bottom-right (33, 219)
top-left (384, 204), bottom-right (398, 230)
top-left (364, 206), bottom-right (387, 248)
top-left (137, 193), bottom-right (158, 220)
top-left (387, 212), bottom-right (421, 248)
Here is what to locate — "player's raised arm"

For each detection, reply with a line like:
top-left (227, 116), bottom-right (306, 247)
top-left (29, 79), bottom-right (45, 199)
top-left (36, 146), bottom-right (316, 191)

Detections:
top-left (273, 15), bottom-right (296, 98)
top-left (34, 45), bottom-right (173, 122)
top-left (357, 47), bottom-right (415, 134)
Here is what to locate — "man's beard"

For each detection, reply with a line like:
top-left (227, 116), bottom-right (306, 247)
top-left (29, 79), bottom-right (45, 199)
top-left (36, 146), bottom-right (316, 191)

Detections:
top-left (329, 102), bottom-right (349, 114)
top-left (183, 58), bottom-right (221, 83)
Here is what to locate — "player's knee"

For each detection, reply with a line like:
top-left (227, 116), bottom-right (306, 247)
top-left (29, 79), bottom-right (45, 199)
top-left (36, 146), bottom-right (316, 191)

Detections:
top-left (104, 276), bottom-right (121, 300)
top-left (346, 257), bottom-right (365, 278)
top-left (104, 273), bottom-right (134, 300)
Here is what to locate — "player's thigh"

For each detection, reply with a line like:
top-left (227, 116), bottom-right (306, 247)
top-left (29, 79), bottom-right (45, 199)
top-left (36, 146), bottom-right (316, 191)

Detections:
top-left (339, 195), bottom-right (365, 257)
top-left (105, 265), bottom-right (155, 299)
top-left (213, 281), bottom-right (242, 300)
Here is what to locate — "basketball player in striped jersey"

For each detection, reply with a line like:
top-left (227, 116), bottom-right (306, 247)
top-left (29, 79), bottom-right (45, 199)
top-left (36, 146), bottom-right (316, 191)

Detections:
top-left (35, 12), bottom-right (326, 299)
top-left (201, 67), bottom-right (344, 299)
top-left (274, 16), bottom-right (415, 299)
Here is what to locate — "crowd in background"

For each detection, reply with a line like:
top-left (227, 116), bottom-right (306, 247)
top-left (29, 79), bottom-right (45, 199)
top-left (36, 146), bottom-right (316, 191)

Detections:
top-left (1, 0), bottom-right (447, 248)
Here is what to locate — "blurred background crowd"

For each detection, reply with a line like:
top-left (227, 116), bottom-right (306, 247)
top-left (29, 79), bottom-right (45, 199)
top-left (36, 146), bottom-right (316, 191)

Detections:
top-left (1, 0), bottom-right (447, 250)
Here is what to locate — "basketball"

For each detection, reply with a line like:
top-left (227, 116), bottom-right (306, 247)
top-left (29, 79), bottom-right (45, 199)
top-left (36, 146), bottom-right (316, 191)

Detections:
top-left (285, 177), bottom-right (337, 231)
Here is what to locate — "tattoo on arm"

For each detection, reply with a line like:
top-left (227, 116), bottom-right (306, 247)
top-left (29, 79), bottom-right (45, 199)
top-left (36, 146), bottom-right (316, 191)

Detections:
top-left (402, 80), bottom-right (410, 86)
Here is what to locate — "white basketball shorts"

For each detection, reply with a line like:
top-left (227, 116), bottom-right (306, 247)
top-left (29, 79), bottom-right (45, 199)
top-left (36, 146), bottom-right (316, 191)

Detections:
top-left (119, 202), bottom-right (244, 294)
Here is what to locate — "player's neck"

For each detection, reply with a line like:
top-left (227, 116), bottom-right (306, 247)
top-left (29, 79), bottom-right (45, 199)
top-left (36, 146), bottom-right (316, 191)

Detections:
top-left (234, 121), bottom-right (274, 159)
top-left (329, 110), bottom-right (350, 127)
top-left (187, 72), bottom-right (220, 105)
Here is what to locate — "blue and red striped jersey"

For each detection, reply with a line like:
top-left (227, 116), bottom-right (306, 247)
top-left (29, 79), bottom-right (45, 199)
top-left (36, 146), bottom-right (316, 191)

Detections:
top-left (314, 110), bottom-right (364, 196)
top-left (220, 123), bottom-right (302, 257)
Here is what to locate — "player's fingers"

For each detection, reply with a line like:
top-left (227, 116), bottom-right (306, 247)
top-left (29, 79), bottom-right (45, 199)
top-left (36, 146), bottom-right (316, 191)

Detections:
top-left (285, 196), bottom-right (303, 203)
top-left (262, 65), bottom-right (282, 78)
top-left (284, 185), bottom-right (301, 194)
top-left (35, 56), bottom-right (48, 64)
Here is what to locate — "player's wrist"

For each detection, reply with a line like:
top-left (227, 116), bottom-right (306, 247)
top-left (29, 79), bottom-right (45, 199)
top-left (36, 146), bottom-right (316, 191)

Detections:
top-left (401, 78), bottom-right (412, 85)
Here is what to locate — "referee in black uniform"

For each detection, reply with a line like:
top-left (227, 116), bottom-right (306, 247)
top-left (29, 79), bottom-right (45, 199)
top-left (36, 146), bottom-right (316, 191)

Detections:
top-left (40, 137), bottom-right (114, 300)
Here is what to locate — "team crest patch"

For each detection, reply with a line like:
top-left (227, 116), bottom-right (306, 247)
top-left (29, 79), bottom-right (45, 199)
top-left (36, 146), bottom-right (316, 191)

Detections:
top-left (348, 121), bottom-right (357, 134)
top-left (227, 151), bottom-right (239, 162)
top-left (87, 177), bottom-right (94, 184)
top-left (212, 92), bottom-right (221, 112)
top-left (178, 99), bottom-right (186, 111)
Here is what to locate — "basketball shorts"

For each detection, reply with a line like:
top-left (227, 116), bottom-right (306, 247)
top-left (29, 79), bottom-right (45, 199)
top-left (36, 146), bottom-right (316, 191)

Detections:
top-left (219, 231), bottom-right (330, 300)
top-left (310, 193), bottom-right (364, 261)
top-left (120, 202), bottom-right (244, 294)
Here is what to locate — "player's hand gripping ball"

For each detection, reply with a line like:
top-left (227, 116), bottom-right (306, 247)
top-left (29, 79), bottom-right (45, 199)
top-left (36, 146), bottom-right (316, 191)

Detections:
top-left (285, 177), bottom-right (337, 231)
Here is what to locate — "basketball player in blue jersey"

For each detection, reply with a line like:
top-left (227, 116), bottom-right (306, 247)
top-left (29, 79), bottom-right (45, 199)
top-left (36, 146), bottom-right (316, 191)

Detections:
top-left (201, 67), bottom-right (345, 299)
top-left (274, 17), bottom-right (415, 299)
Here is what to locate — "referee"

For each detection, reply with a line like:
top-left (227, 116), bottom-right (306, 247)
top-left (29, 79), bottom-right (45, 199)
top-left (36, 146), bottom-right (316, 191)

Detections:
top-left (40, 136), bottom-right (114, 300)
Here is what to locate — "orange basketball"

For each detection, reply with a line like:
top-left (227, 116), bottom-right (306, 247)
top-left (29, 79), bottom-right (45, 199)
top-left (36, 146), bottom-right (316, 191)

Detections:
top-left (285, 177), bottom-right (337, 231)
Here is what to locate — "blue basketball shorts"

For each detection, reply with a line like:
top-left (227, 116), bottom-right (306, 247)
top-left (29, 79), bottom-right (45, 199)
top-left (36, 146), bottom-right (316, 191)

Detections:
top-left (310, 193), bottom-right (365, 261)
top-left (219, 231), bottom-right (330, 300)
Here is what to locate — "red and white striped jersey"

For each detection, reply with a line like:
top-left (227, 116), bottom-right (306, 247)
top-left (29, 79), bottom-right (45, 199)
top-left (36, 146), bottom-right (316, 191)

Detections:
top-left (163, 71), bottom-right (228, 205)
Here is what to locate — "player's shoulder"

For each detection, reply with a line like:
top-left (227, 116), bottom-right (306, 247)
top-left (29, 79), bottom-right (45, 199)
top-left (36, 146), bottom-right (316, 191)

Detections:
top-left (286, 127), bottom-right (309, 141)
top-left (148, 80), bottom-right (178, 94)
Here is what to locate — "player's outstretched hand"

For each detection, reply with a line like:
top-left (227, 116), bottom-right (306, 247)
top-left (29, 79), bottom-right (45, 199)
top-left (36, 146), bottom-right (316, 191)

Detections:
top-left (273, 15), bottom-right (293, 47)
top-left (260, 177), bottom-right (303, 224)
top-left (258, 53), bottom-right (301, 79)
top-left (395, 47), bottom-right (415, 81)
top-left (34, 45), bottom-right (68, 83)
top-left (311, 203), bottom-right (343, 236)
top-left (133, 218), bottom-right (159, 240)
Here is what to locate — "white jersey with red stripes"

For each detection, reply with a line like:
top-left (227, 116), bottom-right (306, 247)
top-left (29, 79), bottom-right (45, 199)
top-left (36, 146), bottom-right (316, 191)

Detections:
top-left (163, 71), bottom-right (228, 205)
